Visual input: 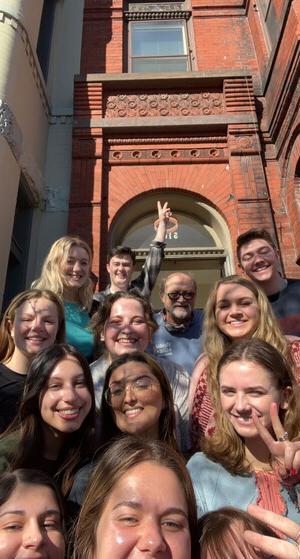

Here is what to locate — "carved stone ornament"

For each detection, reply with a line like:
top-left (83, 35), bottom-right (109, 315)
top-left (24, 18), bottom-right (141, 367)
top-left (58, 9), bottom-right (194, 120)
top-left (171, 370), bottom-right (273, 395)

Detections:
top-left (0, 99), bottom-right (22, 159)
top-left (105, 91), bottom-right (224, 118)
top-left (129, 3), bottom-right (184, 11)
top-left (109, 146), bottom-right (226, 163)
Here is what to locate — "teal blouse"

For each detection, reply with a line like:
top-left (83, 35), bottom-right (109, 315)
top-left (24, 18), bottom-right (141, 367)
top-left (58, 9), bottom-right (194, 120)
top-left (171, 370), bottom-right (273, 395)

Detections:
top-left (64, 302), bottom-right (94, 361)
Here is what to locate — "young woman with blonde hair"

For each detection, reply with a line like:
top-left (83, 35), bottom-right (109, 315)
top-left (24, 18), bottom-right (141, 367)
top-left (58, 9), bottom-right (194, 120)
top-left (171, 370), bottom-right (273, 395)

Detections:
top-left (34, 236), bottom-right (95, 360)
top-left (0, 288), bottom-right (65, 432)
top-left (189, 275), bottom-right (299, 446)
top-left (187, 339), bottom-right (300, 522)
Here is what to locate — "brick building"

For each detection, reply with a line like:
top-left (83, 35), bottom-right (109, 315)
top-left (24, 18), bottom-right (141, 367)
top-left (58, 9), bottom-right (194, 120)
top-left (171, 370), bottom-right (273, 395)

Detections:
top-left (69, 0), bottom-right (300, 307)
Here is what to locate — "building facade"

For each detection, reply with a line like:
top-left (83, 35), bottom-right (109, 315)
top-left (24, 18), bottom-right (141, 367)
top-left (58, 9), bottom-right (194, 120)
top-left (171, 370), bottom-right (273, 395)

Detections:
top-left (0, 0), bottom-right (84, 308)
top-left (69, 0), bottom-right (300, 307)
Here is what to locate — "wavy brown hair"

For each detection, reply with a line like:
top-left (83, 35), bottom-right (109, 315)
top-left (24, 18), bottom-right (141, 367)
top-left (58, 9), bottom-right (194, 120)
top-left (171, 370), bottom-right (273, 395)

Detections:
top-left (203, 275), bottom-right (289, 402)
top-left (0, 289), bottom-right (65, 363)
top-left (33, 236), bottom-right (93, 310)
top-left (72, 436), bottom-right (198, 559)
top-left (203, 339), bottom-right (300, 475)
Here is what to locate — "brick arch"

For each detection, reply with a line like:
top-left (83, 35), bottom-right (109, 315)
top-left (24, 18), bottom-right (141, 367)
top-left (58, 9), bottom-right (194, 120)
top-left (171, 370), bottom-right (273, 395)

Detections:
top-left (108, 188), bottom-right (235, 276)
top-left (283, 129), bottom-right (300, 263)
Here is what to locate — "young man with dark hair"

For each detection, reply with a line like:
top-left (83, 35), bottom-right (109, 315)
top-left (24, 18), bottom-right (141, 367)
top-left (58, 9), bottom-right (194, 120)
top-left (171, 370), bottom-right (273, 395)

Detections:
top-left (93, 201), bottom-right (171, 306)
top-left (237, 228), bottom-right (300, 336)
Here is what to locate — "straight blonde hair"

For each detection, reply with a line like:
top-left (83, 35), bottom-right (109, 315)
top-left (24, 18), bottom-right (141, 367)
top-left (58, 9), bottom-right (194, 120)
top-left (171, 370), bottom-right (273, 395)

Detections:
top-left (34, 236), bottom-right (93, 310)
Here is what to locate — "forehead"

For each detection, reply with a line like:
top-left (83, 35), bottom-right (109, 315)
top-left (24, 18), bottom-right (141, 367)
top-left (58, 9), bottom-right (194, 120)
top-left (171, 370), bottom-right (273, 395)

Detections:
top-left (219, 359), bottom-right (274, 386)
top-left (106, 462), bottom-right (187, 510)
top-left (68, 245), bottom-right (90, 260)
top-left (109, 254), bottom-right (133, 265)
top-left (239, 238), bottom-right (274, 256)
top-left (1, 483), bottom-right (58, 512)
top-left (16, 297), bottom-right (58, 315)
top-left (110, 298), bottom-right (145, 317)
top-left (49, 356), bottom-right (84, 379)
top-left (109, 362), bottom-right (156, 383)
top-left (164, 274), bottom-right (195, 292)
top-left (216, 283), bottom-right (256, 301)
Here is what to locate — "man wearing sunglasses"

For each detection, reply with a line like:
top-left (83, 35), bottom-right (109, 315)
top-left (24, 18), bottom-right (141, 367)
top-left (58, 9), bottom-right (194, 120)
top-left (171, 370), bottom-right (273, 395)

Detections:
top-left (149, 272), bottom-right (204, 374)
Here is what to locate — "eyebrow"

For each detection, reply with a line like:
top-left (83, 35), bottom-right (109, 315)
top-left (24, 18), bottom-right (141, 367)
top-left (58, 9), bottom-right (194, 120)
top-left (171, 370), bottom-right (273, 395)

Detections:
top-left (112, 501), bottom-right (188, 518)
top-left (220, 384), bottom-right (266, 390)
top-left (110, 375), bottom-right (153, 385)
top-left (0, 509), bottom-right (60, 518)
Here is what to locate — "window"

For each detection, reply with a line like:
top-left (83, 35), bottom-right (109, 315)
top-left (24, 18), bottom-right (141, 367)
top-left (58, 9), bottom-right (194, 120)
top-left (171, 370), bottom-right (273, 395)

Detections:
top-left (129, 20), bottom-right (189, 72)
top-left (36, 0), bottom-right (57, 80)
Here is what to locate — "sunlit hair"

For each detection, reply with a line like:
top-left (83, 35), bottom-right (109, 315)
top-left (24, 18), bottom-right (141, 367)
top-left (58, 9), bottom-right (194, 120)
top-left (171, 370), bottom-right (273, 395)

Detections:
top-left (203, 275), bottom-right (289, 401)
top-left (0, 289), bottom-right (65, 363)
top-left (33, 236), bottom-right (93, 310)
top-left (203, 339), bottom-right (300, 475)
top-left (3, 344), bottom-right (96, 495)
top-left (198, 506), bottom-right (277, 559)
top-left (100, 352), bottom-right (178, 450)
top-left (159, 272), bottom-right (197, 295)
top-left (90, 290), bottom-right (158, 344)
top-left (72, 436), bottom-right (198, 559)
top-left (0, 469), bottom-right (65, 533)
top-left (236, 228), bottom-right (277, 264)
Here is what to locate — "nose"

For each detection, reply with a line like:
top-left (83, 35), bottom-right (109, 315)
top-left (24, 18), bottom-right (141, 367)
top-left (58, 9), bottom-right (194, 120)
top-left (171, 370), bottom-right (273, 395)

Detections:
top-left (228, 304), bottom-right (243, 317)
top-left (136, 520), bottom-right (167, 554)
top-left (123, 383), bottom-right (137, 404)
top-left (62, 384), bottom-right (78, 403)
top-left (23, 520), bottom-right (44, 549)
top-left (31, 315), bottom-right (44, 331)
top-left (73, 259), bottom-right (82, 272)
top-left (234, 392), bottom-right (250, 411)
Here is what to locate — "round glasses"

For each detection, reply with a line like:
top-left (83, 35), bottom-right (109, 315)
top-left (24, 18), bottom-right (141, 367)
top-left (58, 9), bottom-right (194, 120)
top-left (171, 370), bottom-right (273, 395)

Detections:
top-left (167, 291), bottom-right (195, 301)
top-left (104, 376), bottom-right (160, 406)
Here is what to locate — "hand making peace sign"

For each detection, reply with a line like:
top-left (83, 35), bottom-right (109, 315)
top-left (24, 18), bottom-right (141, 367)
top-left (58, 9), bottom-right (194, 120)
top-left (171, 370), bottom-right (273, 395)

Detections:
top-left (253, 402), bottom-right (300, 476)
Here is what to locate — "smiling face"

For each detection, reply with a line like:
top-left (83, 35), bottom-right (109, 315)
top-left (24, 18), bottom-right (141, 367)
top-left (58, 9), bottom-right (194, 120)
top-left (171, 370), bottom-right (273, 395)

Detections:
top-left (103, 299), bottom-right (152, 358)
top-left (107, 361), bottom-right (164, 439)
top-left (60, 246), bottom-right (90, 292)
top-left (40, 356), bottom-right (92, 436)
top-left (219, 359), bottom-right (287, 439)
top-left (161, 274), bottom-right (196, 326)
top-left (93, 461), bottom-right (191, 559)
top-left (239, 239), bottom-right (279, 285)
top-left (0, 483), bottom-right (65, 559)
top-left (215, 283), bottom-right (260, 341)
top-left (107, 255), bottom-right (134, 292)
top-left (9, 297), bottom-right (59, 359)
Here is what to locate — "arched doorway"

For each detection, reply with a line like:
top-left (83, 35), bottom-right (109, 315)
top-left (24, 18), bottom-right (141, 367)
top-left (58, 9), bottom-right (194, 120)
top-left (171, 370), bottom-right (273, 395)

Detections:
top-left (109, 191), bottom-right (235, 308)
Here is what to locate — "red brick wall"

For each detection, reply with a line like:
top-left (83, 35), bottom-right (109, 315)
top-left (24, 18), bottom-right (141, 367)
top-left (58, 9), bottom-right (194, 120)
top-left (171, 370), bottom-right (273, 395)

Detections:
top-left (70, 0), bottom-right (300, 284)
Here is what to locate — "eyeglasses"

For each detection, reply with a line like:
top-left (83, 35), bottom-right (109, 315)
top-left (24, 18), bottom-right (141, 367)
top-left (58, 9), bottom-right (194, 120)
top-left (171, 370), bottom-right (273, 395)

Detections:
top-left (104, 376), bottom-right (160, 406)
top-left (167, 291), bottom-right (195, 301)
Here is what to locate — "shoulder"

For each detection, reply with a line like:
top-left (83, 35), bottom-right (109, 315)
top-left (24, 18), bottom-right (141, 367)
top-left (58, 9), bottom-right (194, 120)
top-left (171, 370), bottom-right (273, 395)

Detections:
top-left (155, 356), bottom-right (189, 382)
top-left (90, 356), bottom-right (108, 375)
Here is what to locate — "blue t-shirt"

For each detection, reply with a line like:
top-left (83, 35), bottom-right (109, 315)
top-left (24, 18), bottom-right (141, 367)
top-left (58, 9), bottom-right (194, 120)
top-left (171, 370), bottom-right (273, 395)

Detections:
top-left (149, 309), bottom-right (203, 374)
top-left (64, 302), bottom-right (94, 361)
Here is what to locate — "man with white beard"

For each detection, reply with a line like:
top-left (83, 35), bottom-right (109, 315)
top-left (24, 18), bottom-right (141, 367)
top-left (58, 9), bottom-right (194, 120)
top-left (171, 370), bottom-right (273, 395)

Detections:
top-left (149, 272), bottom-right (203, 374)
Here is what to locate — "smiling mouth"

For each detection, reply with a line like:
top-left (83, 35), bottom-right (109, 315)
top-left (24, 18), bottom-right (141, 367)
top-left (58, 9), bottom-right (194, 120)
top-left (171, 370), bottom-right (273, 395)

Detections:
top-left (252, 263), bottom-right (270, 272)
top-left (57, 408), bottom-right (81, 419)
top-left (124, 407), bottom-right (143, 418)
top-left (117, 337), bottom-right (138, 344)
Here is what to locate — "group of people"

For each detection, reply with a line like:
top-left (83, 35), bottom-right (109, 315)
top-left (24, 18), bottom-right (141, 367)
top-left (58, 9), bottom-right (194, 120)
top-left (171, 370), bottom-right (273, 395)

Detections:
top-left (0, 200), bottom-right (300, 558)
